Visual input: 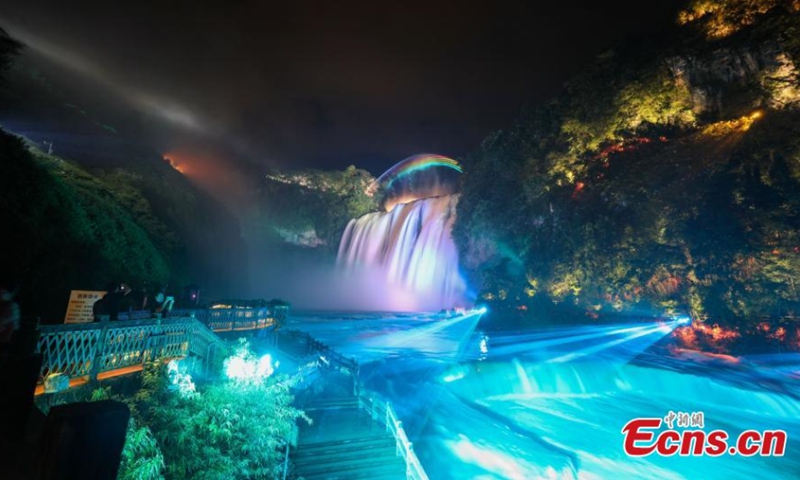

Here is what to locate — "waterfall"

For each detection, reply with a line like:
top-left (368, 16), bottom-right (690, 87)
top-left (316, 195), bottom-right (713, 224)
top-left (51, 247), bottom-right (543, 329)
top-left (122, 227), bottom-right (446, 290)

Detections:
top-left (337, 195), bottom-right (468, 311)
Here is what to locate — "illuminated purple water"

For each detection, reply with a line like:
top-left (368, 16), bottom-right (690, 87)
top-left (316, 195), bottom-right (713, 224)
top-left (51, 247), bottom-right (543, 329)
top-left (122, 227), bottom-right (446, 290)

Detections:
top-left (337, 195), bottom-right (468, 311)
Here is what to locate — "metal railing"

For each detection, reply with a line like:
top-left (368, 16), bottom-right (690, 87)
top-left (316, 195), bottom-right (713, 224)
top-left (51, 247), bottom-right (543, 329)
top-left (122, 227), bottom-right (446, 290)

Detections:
top-left (278, 329), bottom-right (358, 372)
top-left (168, 308), bottom-right (276, 333)
top-left (278, 329), bottom-right (429, 480)
top-left (36, 317), bottom-right (226, 385)
top-left (357, 391), bottom-right (429, 480)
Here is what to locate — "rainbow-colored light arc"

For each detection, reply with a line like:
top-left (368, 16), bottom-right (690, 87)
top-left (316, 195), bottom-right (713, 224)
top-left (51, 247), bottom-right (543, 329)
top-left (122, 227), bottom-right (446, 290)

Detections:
top-left (372, 154), bottom-right (462, 191)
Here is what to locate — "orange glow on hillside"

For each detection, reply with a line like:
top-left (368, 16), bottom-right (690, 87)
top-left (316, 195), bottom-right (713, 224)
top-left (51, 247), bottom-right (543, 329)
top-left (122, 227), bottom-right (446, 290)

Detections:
top-left (160, 147), bottom-right (254, 209)
top-left (164, 156), bottom-right (187, 173)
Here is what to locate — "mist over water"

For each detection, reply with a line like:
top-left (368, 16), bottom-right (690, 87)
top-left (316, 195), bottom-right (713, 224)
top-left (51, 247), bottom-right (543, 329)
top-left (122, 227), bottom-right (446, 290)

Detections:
top-left (245, 154), bottom-right (470, 311)
top-left (245, 238), bottom-right (449, 311)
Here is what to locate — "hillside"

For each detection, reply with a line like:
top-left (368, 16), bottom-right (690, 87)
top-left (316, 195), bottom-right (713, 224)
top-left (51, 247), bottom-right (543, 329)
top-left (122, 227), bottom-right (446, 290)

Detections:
top-left (0, 129), bottom-right (166, 320)
top-left (453, 0), bottom-right (800, 350)
top-left (249, 166), bottom-right (379, 252)
top-left (87, 156), bottom-right (249, 300)
top-left (0, 128), bottom-right (247, 321)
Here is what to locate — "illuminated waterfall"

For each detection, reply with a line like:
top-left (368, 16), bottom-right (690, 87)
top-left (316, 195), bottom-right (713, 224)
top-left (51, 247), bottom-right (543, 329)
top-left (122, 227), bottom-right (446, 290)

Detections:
top-left (337, 194), bottom-right (468, 310)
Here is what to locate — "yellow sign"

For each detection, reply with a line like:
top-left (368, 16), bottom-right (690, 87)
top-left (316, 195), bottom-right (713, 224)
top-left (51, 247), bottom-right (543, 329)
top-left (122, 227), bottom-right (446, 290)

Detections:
top-left (64, 290), bottom-right (105, 324)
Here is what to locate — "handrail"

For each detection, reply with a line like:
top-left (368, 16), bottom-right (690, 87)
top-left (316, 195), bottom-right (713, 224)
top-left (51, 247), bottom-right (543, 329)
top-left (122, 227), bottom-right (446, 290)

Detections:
top-left (169, 307), bottom-right (277, 332)
top-left (275, 329), bottom-right (429, 480)
top-left (281, 329), bottom-right (358, 373)
top-left (36, 317), bottom-right (225, 386)
top-left (282, 441), bottom-right (290, 480)
top-left (357, 390), bottom-right (429, 480)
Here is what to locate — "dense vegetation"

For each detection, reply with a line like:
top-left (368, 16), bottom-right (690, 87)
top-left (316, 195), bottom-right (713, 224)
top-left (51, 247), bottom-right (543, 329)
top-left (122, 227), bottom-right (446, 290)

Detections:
top-left (0, 131), bottom-right (170, 319)
top-left (453, 1), bottom-right (800, 350)
top-left (91, 341), bottom-right (306, 480)
top-left (0, 128), bottom-right (248, 320)
top-left (7, 3), bottom-right (800, 351)
top-left (0, 30), bottom-right (248, 319)
top-left (253, 166), bottom-right (378, 251)
top-left (88, 159), bottom-right (249, 298)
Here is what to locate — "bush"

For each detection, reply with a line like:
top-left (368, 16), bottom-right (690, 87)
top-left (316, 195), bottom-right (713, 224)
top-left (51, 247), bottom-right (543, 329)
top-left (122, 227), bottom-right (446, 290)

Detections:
top-left (94, 341), bottom-right (307, 479)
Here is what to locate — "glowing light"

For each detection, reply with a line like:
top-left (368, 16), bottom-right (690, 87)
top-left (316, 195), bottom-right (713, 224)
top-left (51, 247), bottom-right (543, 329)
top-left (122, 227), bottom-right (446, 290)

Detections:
top-left (225, 353), bottom-right (274, 383)
top-left (164, 156), bottom-right (186, 174)
top-left (447, 434), bottom-right (556, 480)
top-left (443, 369), bottom-right (467, 383)
top-left (223, 340), bottom-right (275, 385)
top-left (367, 154), bottom-right (462, 195)
top-left (667, 313), bottom-right (692, 326)
top-left (2, 24), bottom-right (211, 135)
top-left (280, 313), bottom-right (800, 479)
top-left (658, 321), bottom-right (677, 333)
top-left (167, 360), bottom-right (197, 398)
top-left (703, 112), bottom-right (763, 136)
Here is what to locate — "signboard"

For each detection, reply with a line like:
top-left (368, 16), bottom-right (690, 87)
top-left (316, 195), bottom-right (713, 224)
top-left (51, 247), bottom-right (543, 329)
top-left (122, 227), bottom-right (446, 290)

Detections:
top-left (64, 290), bottom-right (105, 324)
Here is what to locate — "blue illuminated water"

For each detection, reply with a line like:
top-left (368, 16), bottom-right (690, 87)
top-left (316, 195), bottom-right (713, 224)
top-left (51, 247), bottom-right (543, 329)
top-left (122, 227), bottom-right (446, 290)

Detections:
top-left (285, 312), bottom-right (800, 480)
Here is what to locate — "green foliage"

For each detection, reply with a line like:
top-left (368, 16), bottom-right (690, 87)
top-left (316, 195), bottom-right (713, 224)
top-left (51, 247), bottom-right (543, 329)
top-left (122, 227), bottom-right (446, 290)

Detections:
top-left (454, 5), bottom-right (800, 331)
top-left (257, 165), bottom-right (379, 249)
top-left (0, 130), bottom-right (169, 319)
top-left (118, 422), bottom-right (165, 480)
top-left (0, 124), bottom-right (250, 317)
top-left (90, 158), bottom-right (249, 295)
top-left (90, 385), bottom-right (165, 480)
top-left (100, 349), bottom-right (307, 479)
top-left (96, 169), bottom-right (182, 255)
top-left (678, 0), bottom-right (798, 38)
top-left (33, 150), bottom-right (171, 285)
top-left (552, 53), bottom-right (696, 185)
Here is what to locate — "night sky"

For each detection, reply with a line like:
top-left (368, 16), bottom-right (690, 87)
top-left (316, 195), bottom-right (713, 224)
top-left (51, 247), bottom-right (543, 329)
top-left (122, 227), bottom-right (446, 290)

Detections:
top-left (0, 0), bottom-right (680, 177)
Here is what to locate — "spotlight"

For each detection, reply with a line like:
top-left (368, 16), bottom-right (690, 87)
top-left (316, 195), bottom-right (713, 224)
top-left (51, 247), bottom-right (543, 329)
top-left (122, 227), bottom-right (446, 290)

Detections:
top-left (476, 306), bottom-right (488, 315)
top-left (671, 314), bottom-right (691, 325)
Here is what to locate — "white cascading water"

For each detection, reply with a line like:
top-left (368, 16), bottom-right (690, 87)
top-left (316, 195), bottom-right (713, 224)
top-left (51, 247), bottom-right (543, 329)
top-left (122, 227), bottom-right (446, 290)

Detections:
top-left (337, 194), bottom-right (467, 311)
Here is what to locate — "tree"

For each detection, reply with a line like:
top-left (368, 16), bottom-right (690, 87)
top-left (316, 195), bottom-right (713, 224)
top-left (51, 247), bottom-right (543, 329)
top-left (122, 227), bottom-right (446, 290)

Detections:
top-left (99, 341), bottom-right (309, 479)
top-left (678, 0), bottom-right (799, 38)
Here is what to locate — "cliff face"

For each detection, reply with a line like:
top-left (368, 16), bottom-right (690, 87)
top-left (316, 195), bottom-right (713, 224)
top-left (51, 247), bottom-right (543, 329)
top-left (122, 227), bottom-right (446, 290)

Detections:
top-left (453, 1), bottom-right (800, 346)
top-left (668, 41), bottom-right (800, 115)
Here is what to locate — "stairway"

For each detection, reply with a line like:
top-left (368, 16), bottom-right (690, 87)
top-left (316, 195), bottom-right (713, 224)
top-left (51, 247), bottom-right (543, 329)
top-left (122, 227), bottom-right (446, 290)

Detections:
top-left (291, 372), bottom-right (407, 480)
top-left (293, 434), bottom-right (406, 479)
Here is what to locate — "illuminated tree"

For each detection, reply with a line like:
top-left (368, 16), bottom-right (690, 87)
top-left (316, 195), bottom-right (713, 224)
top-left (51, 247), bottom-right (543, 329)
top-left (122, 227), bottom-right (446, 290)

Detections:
top-left (678, 0), bottom-right (799, 38)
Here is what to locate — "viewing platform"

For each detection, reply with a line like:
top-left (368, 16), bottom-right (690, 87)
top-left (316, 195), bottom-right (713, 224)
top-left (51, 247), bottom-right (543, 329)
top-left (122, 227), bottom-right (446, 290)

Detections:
top-left (35, 316), bottom-right (224, 395)
top-left (25, 305), bottom-right (431, 480)
top-left (33, 300), bottom-right (291, 395)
